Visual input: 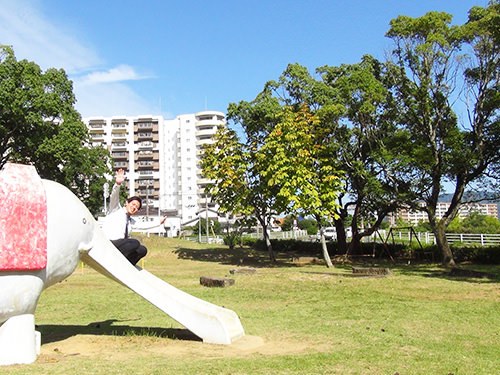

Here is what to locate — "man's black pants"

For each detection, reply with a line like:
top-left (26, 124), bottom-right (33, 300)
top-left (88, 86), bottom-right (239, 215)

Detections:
top-left (111, 238), bottom-right (147, 265)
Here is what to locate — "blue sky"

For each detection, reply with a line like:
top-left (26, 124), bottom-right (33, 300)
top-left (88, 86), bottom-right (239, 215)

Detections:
top-left (0, 0), bottom-right (486, 119)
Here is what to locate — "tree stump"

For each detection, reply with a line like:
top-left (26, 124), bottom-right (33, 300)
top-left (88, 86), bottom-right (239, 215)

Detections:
top-left (200, 276), bottom-right (235, 287)
top-left (352, 267), bottom-right (393, 276)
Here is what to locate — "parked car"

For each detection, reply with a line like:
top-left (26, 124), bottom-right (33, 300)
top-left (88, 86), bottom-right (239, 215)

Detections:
top-left (318, 227), bottom-right (337, 241)
top-left (317, 227), bottom-right (354, 241)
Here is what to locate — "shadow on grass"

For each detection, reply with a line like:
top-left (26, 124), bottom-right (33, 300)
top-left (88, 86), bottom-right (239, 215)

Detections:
top-left (37, 319), bottom-right (202, 345)
top-left (421, 267), bottom-right (500, 283)
top-left (173, 244), bottom-right (500, 282)
top-left (329, 257), bottom-right (500, 283)
top-left (173, 246), bottom-right (298, 268)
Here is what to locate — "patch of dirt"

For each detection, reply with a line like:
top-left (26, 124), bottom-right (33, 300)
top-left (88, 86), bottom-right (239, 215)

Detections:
top-left (38, 334), bottom-right (318, 363)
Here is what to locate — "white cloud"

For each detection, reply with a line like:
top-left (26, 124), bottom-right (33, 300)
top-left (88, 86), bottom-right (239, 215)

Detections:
top-left (77, 65), bottom-right (154, 85)
top-left (0, 0), bottom-right (161, 118)
top-left (72, 65), bottom-right (158, 116)
top-left (74, 82), bottom-right (159, 118)
top-left (0, 0), bottom-right (100, 73)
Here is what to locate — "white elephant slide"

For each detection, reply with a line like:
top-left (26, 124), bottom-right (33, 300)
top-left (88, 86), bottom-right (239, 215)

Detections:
top-left (0, 163), bottom-right (244, 366)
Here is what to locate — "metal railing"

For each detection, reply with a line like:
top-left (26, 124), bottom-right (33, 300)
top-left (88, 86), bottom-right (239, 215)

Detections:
top-left (247, 229), bottom-right (309, 240)
top-left (148, 227), bottom-right (500, 247)
top-left (379, 231), bottom-right (500, 246)
top-left (248, 230), bottom-right (500, 246)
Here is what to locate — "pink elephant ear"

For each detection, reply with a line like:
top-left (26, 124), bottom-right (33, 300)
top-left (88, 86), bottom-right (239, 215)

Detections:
top-left (0, 163), bottom-right (47, 270)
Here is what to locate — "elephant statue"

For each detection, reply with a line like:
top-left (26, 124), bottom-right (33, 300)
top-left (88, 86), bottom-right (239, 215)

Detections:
top-left (0, 163), bottom-right (244, 366)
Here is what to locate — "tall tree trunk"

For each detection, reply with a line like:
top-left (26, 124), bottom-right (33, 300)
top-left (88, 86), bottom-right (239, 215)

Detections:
top-left (258, 218), bottom-right (276, 262)
top-left (315, 216), bottom-right (334, 268)
top-left (428, 176), bottom-right (464, 268)
top-left (346, 234), bottom-right (362, 258)
top-left (334, 218), bottom-right (348, 254)
top-left (434, 222), bottom-right (456, 268)
top-left (319, 232), bottom-right (334, 268)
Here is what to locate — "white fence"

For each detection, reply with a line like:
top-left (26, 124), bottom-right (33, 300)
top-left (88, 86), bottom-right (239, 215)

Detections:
top-left (248, 230), bottom-right (500, 246)
top-left (380, 231), bottom-right (500, 246)
top-left (247, 229), bottom-right (309, 240)
top-left (186, 228), bottom-right (499, 247)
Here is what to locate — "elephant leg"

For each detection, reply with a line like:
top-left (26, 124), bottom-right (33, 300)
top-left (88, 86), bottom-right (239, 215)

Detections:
top-left (0, 314), bottom-right (40, 365)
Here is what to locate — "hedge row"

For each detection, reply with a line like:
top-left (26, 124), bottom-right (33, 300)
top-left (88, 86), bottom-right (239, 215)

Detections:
top-left (241, 237), bottom-right (500, 264)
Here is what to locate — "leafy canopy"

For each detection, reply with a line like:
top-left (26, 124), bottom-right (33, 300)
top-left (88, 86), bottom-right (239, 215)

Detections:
top-left (0, 46), bottom-right (111, 213)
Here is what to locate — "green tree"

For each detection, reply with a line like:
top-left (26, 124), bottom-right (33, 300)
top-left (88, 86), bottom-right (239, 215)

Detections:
top-left (297, 218), bottom-right (318, 235)
top-left (414, 220), bottom-right (432, 233)
top-left (245, 60), bottom-right (411, 264)
top-left (386, 3), bottom-right (500, 267)
top-left (193, 218), bottom-right (222, 236)
top-left (280, 215), bottom-right (296, 232)
top-left (261, 104), bottom-right (343, 267)
top-left (446, 217), bottom-right (463, 233)
top-left (201, 108), bottom-right (287, 261)
top-left (255, 63), bottom-right (346, 266)
top-left (461, 212), bottom-right (500, 234)
top-left (318, 55), bottom-right (415, 257)
top-left (0, 46), bottom-right (111, 213)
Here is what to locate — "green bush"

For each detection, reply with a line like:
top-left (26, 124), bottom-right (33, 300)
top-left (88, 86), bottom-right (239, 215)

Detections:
top-left (298, 219), bottom-right (318, 235)
top-left (451, 244), bottom-right (500, 264)
top-left (240, 237), bottom-right (500, 264)
top-left (241, 236), bottom-right (259, 247)
top-left (242, 238), bottom-right (328, 255)
top-left (223, 231), bottom-right (242, 250)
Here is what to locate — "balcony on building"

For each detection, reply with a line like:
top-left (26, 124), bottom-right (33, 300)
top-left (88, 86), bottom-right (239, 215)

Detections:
top-left (136, 150), bottom-right (154, 160)
top-left (135, 121), bottom-right (153, 131)
top-left (137, 160), bottom-right (160, 171)
top-left (88, 121), bottom-right (105, 135)
top-left (136, 160), bottom-right (154, 169)
top-left (138, 141), bottom-right (154, 149)
top-left (198, 196), bottom-right (214, 205)
top-left (195, 138), bottom-right (215, 147)
top-left (195, 111), bottom-right (225, 128)
top-left (111, 151), bottom-right (128, 160)
top-left (197, 177), bottom-right (213, 186)
top-left (111, 122), bottom-right (128, 133)
top-left (197, 187), bottom-right (211, 195)
top-left (195, 127), bottom-right (217, 138)
top-left (113, 161), bottom-right (129, 170)
top-left (90, 133), bottom-right (105, 141)
top-left (135, 178), bottom-right (159, 189)
top-left (138, 169), bottom-right (154, 176)
top-left (136, 187), bottom-right (158, 205)
top-left (135, 132), bottom-right (153, 142)
top-left (137, 187), bottom-right (156, 196)
top-left (111, 140), bottom-right (128, 150)
top-left (111, 132), bottom-right (127, 141)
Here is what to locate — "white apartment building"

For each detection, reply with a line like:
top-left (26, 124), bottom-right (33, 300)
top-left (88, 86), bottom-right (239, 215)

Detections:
top-left (389, 201), bottom-right (499, 226)
top-left (84, 111), bottom-right (225, 235)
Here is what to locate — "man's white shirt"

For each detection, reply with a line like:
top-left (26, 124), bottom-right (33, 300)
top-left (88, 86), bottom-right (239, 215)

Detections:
top-left (102, 183), bottom-right (163, 240)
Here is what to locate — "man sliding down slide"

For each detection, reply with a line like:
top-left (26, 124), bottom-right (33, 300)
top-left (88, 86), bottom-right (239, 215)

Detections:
top-left (102, 169), bottom-right (166, 265)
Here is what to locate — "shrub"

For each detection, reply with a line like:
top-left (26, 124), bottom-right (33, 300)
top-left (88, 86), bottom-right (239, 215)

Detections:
top-left (223, 231), bottom-right (242, 250)
top-left (451, 244), bottom-right (500, 264)
top-left (240, 238), bottom-right (500, 264)
top-left (241, 236), bottom-right (260, 248)
top-left (298, 219), bottom-right (318, 235)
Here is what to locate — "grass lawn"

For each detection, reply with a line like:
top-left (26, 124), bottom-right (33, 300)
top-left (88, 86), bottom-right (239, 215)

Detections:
top-left (2, 236), bottom-right (499, 374)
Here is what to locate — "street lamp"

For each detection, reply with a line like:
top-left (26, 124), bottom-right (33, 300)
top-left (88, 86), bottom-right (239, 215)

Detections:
top-left (103, 182), bottom-right (109, 213)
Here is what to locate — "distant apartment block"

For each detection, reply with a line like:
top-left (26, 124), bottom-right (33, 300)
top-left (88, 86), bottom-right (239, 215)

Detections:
top-left (388, 202), bottom-right (499, 226)
top-left (84, 111), bottom-right (225, 234)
